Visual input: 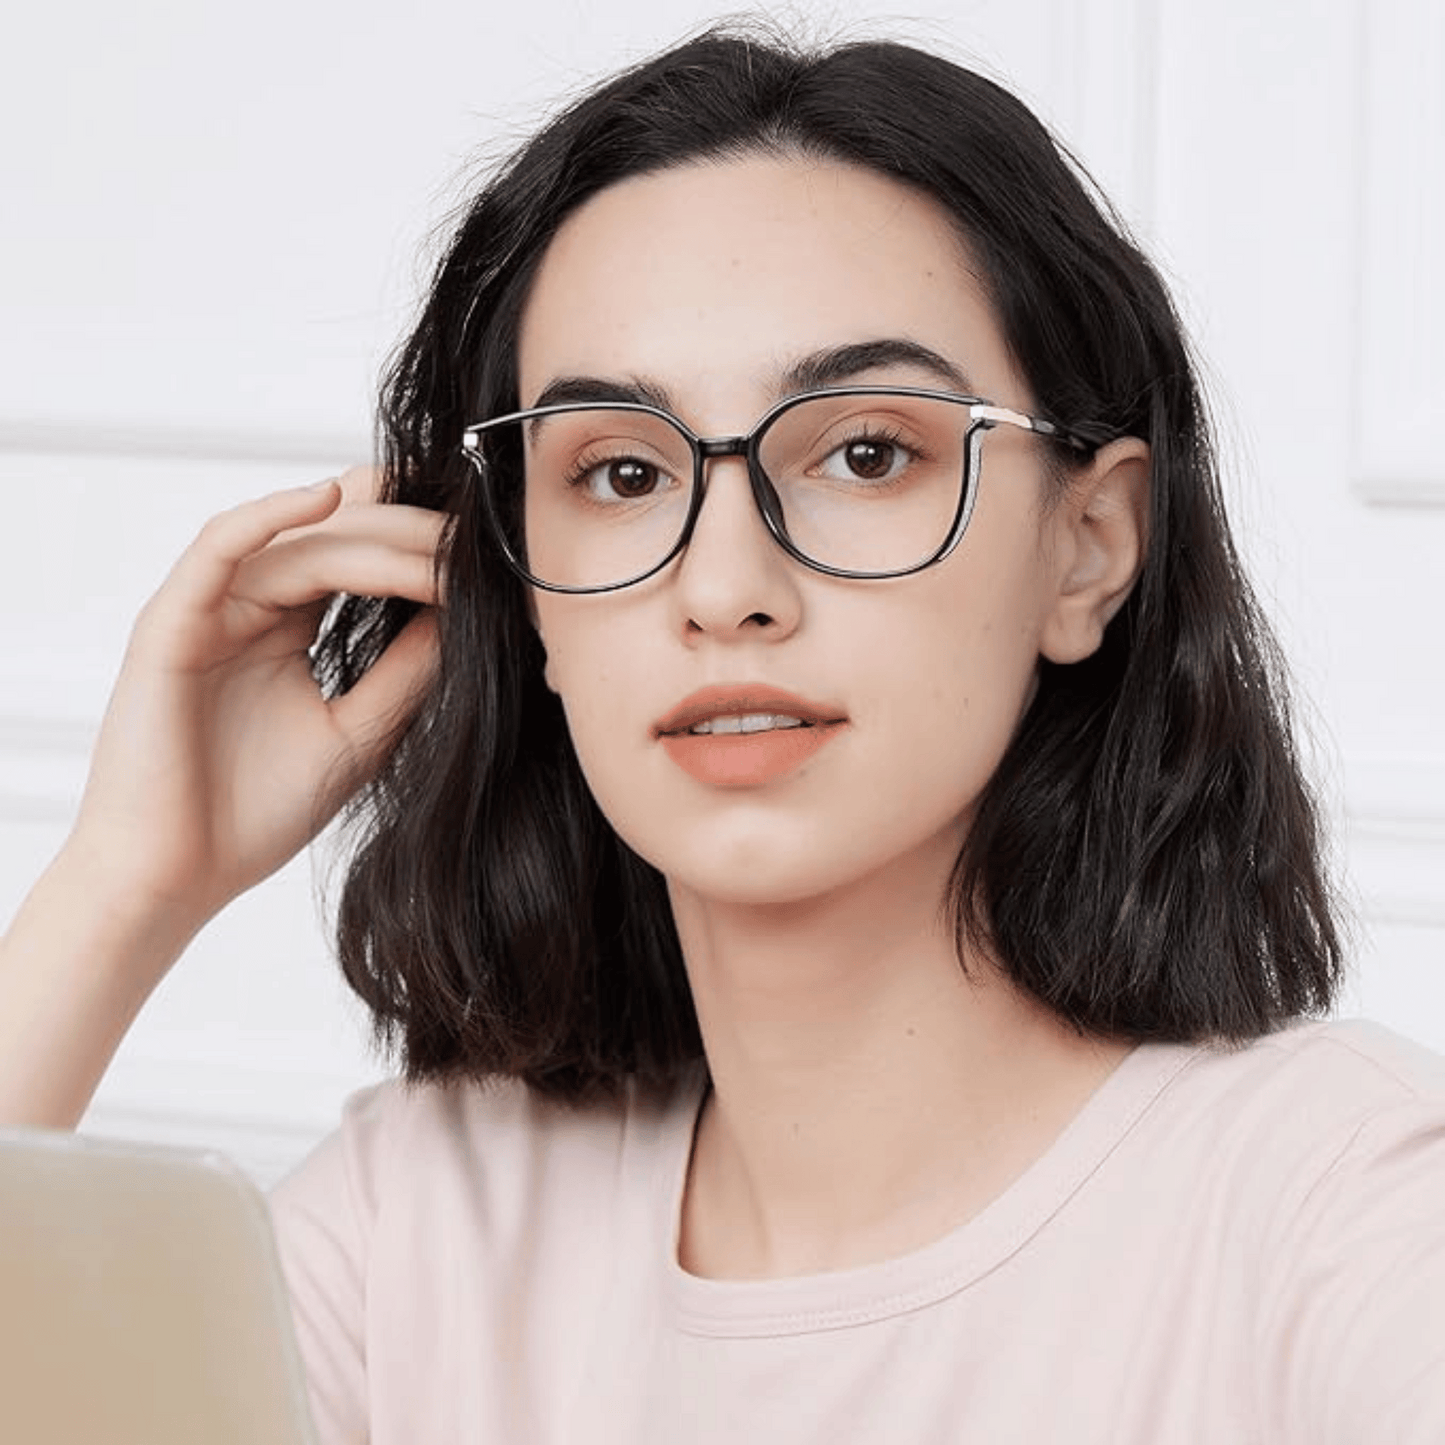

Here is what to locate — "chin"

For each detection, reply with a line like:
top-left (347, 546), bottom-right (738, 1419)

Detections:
top-left (661, 829), bottom-right (960, 915)
top-left (619, 824), bottom-right (863, 910)
top-left (675, 868), bottom-right (847, 910)
top-left (587, 767), bottom-right (976, 915)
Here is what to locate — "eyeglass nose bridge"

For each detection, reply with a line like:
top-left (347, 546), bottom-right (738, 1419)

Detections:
top-left (696, 435), bottom-right (750, 460)
top-left (680, 432), bottom-right (793, 558)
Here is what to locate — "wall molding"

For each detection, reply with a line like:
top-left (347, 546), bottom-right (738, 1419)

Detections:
top-left (0, 710), bottom-right (95, 822)
top-left (1350, 0), bottom-right (1445, 507)
top-left (1341, 754), bottom-right (1445, 927)
top-left (1049, 0), bottom-right (1160, 234)
top-left (83, 1052), bottom-right (377, 1189)
top-left (0, 419), bottom-right (364, 468)
top-left (1351, 474), bottom-right (1445, 509)
top-left (82, 1099), bottom-right (332, 1191)
top-left (1344, 813), bottom-right (1445, 927)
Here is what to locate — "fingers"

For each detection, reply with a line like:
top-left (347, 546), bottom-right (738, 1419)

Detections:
top-left (336, 463), bottom-right (383, 506)
top-left (234, 524), bottom-right (443, 612)
top-left (167, 481), bottom-right (345, 611)
top-left (323, 608), bottom-right (441, 794)
top-left (163, 480), bottom-right (447, 618)
top-left (273, 493), bottom-right (447, 556)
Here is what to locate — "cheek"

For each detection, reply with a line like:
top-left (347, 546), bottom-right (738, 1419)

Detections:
top-left (543, 633), bottom-right (611, 737)
top-left (884, 554), bottom-right (1047, 701)
top-left (873, 613), bottom-right (1035, 782)
top-left (534, 604), bottom-right (644, 790)
top-left (860, 572), bottom-right (1049, 806)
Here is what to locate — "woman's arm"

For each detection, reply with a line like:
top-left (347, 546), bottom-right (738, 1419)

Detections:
top-left (0, 474), bottom-right (442, 1129)
top-left (0, 846), bottom-right (205, 1128)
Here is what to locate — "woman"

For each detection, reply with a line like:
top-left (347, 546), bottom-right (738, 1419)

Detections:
top-left (2, 27), bottom-right (1442, 1443)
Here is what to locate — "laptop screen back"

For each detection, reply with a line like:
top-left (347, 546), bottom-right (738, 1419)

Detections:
top-left (0, 1128), bottom-right (318, 1445)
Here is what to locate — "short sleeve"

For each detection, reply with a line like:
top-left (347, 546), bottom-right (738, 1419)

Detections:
top-left (1264, 1045), bottom-right (1445, 1442)
top-left (269, 1084), bottom-right (393, 1445)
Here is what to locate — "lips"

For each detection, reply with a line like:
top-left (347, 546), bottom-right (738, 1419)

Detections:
top-left (652, 684), bottom-right (846, 738)
top-left (654, 685), bottom-right (847, 788)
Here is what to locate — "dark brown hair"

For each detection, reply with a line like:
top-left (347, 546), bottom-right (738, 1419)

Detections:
top-left (315, 26), bottom-right (1342, 1101)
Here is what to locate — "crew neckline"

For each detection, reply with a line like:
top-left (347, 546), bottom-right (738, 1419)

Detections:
top-left (659, 1039), bottom-right (1202, 1338)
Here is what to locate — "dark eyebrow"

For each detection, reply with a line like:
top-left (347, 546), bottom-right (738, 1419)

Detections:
top-left (525, 338), bottom-right (976, 423)
top-left (779, 339), bottom-right (976, 397)
top-left (529, 375), bottom-right (677, 411)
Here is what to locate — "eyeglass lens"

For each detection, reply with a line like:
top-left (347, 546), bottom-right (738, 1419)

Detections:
top-left (480, 392), bottom-right (980, 590)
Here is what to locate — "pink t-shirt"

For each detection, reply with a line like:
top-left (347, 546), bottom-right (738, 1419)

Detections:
top-left (270, 1019), bottom-right (1445, 1443)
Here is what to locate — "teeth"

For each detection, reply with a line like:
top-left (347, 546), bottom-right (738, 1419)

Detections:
top-left (689, 713), bottom-right (809, 735)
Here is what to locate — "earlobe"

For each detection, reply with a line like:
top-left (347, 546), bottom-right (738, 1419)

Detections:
top-left (535, 623), bottom-right (559, 694)
top-left (527, 596), bottom-right (560, 694)
top-left (1040, 437), bottom-right (1150, 665)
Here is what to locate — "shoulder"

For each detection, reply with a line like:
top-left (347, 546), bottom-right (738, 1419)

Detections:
top-left (1152, 1022), bottom-right (1445, 1438)
top-left (1059, 1023), bottom-right (1445, 1438)
top-left (273, 1065), bottom-right (704, 1234)
top-left (1142, 1017), bottom-right (1445, 1152)
top-left (1126, 1019), bottom-right (1445, 1221)
top-left (1234, 1015), bottom-right (1445, 1098)
top-left (1203, 1016), bottom-right (1445, 1223)
top-left (1093, 1020), bottom-right (1445, 1302)
top-left (268, 1068), bottom-right (705, 1442)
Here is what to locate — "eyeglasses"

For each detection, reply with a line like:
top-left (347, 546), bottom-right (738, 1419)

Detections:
top-left (460, 385), bottom-right (1093, 594)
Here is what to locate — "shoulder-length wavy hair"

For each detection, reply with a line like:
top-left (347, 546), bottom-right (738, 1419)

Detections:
top-left (315, 26), bottom-right (1343, 1101)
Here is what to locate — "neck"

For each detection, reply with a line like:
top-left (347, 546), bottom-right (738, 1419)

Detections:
top-left (670, 857), bottom-right (1130, 1280)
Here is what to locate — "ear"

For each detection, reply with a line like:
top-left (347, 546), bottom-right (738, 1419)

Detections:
top-left (1040, 437), bottom-right (1150, 665)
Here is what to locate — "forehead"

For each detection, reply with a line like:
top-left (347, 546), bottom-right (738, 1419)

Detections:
top-left (516, 154), bottom-right (1025, 412)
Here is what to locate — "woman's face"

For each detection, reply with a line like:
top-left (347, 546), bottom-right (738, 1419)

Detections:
top-left (519, 154), bottom-right (1106, 909)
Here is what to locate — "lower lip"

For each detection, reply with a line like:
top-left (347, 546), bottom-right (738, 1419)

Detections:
top-left (659, 723), bottom-right (844, 788)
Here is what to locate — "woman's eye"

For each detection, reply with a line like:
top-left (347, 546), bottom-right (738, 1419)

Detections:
top-left (576, 456), bottom-right (666, 500)
top-left (816, 435), bottom-right (913, 484)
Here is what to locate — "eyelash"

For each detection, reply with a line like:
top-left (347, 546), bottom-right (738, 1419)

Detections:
top-left (560, 447), bottom-right (675, 495)
top-left (819, 423), bottom-right (931, 468)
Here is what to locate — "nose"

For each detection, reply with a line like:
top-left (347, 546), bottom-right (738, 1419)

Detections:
top-left (669, 452), bottom-right (803, 641)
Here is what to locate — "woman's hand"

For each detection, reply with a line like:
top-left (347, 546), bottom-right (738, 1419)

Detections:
top-left (0, 468), bottom-right (445, 1128)
top-left (68, 467), bottom-right (444, 938)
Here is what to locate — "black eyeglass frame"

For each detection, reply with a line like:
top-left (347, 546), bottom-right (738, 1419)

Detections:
top-left (460, 385), bottom-right (1096, 595)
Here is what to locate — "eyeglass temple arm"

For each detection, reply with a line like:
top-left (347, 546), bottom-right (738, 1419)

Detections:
top-left (972, 403), bottom-right (1096, 454)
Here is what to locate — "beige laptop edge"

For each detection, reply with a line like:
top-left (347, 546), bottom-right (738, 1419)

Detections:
top-left (0, 1128), bottom-right (318, 1445)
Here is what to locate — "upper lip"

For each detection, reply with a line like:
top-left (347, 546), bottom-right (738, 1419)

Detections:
top-left (653, 684), bottom-right (847, 737)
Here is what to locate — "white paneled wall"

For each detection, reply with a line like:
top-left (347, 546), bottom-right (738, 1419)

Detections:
top-left (2, 0), bottom-right (1441, 1183)
top-left (1146, 0), bottom-right (1445, 1042)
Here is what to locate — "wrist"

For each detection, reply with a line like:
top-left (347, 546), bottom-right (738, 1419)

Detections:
top-left (39, 835), bottom-right (211, 979)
